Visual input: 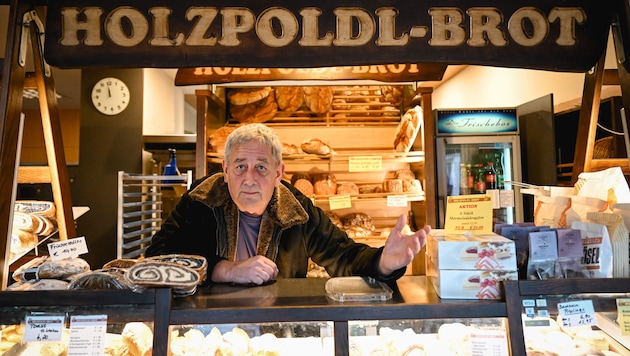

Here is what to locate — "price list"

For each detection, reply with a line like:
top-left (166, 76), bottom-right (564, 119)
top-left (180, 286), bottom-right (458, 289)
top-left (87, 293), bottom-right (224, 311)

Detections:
top-left (68, 315), bottom-right (107, 356)
top-left (557, 300), bottom-right (596, 327)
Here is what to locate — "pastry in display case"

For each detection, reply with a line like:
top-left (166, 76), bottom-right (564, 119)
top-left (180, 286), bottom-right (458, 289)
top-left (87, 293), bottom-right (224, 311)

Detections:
top-left (165, 318), bottom-right (510, 356)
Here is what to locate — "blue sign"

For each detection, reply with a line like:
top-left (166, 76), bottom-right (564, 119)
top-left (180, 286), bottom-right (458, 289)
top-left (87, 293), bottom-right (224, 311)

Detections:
top-left (436, 109), bottom-right (518, 135)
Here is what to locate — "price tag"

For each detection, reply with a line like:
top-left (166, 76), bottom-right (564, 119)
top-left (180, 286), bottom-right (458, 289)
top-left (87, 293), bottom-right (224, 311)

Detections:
top-left (616, 298), bottom-right (630, 335)
top-left (557, 300), bottom-right (596, 327)
top-left (444, 195), bottom-right (493, 234)
top-left (348, 156), bottom-right (382, 172)
top-left (24, 315), bottom-right (65, 342)
top-left (329, 195), bottom-right (352, 210)
top-left (48, 236), bottom-right (89, 261)
top-left (387, 195), bottom-right (408, 207)
top-left (470, 329), bottom-right (509, 356)
top-left (68, 315), bottom-right (107, 356)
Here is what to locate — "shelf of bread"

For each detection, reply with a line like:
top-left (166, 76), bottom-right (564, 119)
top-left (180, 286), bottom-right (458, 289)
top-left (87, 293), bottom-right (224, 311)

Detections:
top-left (9, 204), bottom-right (90, 266)
top-left (223, 85), bottom-right (408, 127)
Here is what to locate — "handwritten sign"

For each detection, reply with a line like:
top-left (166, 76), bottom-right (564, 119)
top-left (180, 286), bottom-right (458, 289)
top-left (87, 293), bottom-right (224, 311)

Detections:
top-left (349, 156), bottom-right (382, 172)
top-left (557, 300), bottom-right (596, 327)
top-left (616, 298), bottom-right (630, 335)
top-left (329, 195), bottom-right (352, 210)
top-left (69, 315), bottom-right (107, 356)
top-left (387, 195), bottom-right (408, 207)
top-left (48, 236), bottom-right (89, 261)
top-left (24, 315), bottom-right (65, 342)
top-left (444, 195), bottom-right (493, 234)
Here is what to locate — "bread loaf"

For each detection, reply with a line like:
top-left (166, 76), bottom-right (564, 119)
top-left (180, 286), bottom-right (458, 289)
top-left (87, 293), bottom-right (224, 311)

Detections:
top-left (403, 179), bottom-right (423, 194)
top-left (290, 172), bottom-right (311, 185)
top-left (380, 85), bottom-right (403, 106)
top-left (302, 86), bottom-right (334, 114)
top-left (313, 174), bottom-right (337, 195)
top-left (145, 254), bottom-right (208, 283)
top-left (14, 200), bottom-right (56, 218)
top-left (208, 125), bottom-right (239, 153)
top-left (126, 261), bottom-right (200, 289)
top-left (383, 179), bottom-right (404, 193)
top-left (336, 182), bottom-right (359, 196)
top-left (36, 257), bottom-right (91, 280)
top-left (394, 169), bottom-right (416, 181)
top-left (301, 138), bottom-right (332, 155)
top-left (68, 270), bottom-right (131, 290)
top-left (394, 105), bottom-right (422, 152)
top-left (103, 258), bottom-right (138, 269)
top-left (282, 142), bottom-right (300, 155)
top-left (230, 91), bottom-right (278, 123)
top-left (275, 86), bottom-right (304, 112)
top-left (293, 179), bottom-right (314, 196)
top-left (228, 87), bottom-right (272, 105)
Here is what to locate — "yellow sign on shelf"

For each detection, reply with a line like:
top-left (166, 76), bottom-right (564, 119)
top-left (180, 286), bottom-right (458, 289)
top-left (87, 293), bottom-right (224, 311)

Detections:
top-left (329, 195), bottom-right (352, 210)
top-left (349, 156), bottom-right (382, 172)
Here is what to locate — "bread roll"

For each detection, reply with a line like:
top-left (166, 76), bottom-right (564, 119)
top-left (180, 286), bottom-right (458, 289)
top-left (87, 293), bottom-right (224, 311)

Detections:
top-left (342, 213), bottom-right (375, 232)
top-left (122, 322), bottom-right (153, 356)
top-left (381, 85), bottom-right (403, 106)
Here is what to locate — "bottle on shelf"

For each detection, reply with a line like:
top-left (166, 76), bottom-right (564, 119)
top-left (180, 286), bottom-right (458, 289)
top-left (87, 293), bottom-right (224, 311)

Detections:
top-left (485, 161), bottom-right (497, 190)
top-left (466, 163), bottom-right (473, 194)
top-left (493, 151), bottom-right (505, 189)
top-left (459, 163), bottom-right (470, 195)
top-left (473, 163), bottom-right (486, 194)
top-left (163, 148), bottom-right (181, 184)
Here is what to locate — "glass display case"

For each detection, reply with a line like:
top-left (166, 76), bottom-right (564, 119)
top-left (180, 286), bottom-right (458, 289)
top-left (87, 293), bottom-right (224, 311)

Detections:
top-left (505, 279), bottom-right (630, 355)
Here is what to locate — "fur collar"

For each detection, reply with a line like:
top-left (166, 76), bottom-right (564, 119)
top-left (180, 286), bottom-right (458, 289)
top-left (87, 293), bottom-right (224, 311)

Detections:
top-left (188, 173), bottom-right (309, 260)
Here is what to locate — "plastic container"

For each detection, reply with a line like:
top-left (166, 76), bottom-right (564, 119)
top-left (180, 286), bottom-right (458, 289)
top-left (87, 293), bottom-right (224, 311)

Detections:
top-left (325, 277), bottom-right (393, 302)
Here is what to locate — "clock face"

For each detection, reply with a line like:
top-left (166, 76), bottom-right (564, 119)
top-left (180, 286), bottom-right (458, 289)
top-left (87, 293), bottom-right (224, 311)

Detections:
top-left (91, 77), bottom-right (130, 115)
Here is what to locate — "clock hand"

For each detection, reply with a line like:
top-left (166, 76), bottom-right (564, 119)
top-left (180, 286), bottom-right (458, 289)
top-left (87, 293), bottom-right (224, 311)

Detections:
top-left (108, 87), bottom-right (111, 97)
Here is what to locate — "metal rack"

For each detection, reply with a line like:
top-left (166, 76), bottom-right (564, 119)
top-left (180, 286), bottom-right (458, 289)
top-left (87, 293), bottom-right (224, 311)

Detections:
top-left (116, 171), bottom-right (192, 259)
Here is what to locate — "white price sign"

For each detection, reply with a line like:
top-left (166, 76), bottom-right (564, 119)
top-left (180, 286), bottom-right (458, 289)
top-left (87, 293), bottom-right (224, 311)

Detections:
top-left (24, 315), bottom-right (65, 342)
top-left (557, 300), bottom-right (596, 327)
top-left (48, 236), bottom-right (89, 260)
top-left (68, 315), bottom-right (107, 356)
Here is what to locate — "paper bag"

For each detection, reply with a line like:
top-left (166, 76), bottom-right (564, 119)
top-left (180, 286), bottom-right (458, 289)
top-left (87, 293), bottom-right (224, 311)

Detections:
top-left (575, 167), bottom-right (630, 206)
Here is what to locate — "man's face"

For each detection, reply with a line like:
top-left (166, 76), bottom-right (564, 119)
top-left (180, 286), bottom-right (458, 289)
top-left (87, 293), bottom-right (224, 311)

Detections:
top-left (223, 141), bottom-right (284, 216)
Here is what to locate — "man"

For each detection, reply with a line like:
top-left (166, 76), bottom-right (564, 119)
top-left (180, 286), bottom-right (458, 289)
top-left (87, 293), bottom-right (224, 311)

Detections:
top-left (146, 123), bottom-right (431, 285)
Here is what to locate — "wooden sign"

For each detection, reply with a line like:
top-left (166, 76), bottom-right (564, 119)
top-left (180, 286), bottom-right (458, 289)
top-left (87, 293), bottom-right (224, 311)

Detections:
top-left (44, 0), bottom-right (612, 72)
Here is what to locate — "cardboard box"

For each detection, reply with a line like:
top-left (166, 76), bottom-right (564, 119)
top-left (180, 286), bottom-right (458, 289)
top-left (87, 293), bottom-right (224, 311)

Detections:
top-left (426, 230), bottom-right (517, 271)
top-left (426, 257), bottom-right (517, 299)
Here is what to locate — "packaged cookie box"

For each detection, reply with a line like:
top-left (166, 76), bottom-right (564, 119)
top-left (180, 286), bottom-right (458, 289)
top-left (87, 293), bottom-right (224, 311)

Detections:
top-left (426, 257), bottom-right (517, 299)
top-left (426, 229), bottom-right (517, 271)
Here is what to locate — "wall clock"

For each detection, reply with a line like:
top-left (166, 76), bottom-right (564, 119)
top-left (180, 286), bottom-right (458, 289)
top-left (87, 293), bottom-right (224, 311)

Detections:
top-left (91, 77), bottom-right (130, 115)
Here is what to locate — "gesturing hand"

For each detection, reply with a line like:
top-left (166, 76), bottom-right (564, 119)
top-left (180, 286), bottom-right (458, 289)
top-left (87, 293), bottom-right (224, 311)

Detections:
top-left (212, 255), bottom-right (279, 285)
top-left (378, 214), bottom-right (431, 276)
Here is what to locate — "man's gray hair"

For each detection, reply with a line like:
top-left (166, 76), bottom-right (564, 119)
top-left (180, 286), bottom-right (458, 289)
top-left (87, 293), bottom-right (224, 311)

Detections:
top-left (224, 123), bottom-right (283, 165)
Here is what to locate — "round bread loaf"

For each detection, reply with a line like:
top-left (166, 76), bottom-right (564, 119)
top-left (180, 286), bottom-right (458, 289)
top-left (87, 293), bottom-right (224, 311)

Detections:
top-left (290, 172), bottom-right (311, 185)
top-left (302, 86), bottom-right (334, 113)
top-left (383, 179), bottom-right (404, 193)
top-left (337, 182), bottom-right (359, 196)
top-left (230, 92), bottom-right (278, 123)
top-left (282, 142), bottom-right (300, 155)
top-left (293, 179), bottom-right (314, 196)
top-left (313, 173), bottom-right (337, 195)
top-left (275, 86), bottom-right (304, 112)
top-left (228, 87), bottom-right (272, 105)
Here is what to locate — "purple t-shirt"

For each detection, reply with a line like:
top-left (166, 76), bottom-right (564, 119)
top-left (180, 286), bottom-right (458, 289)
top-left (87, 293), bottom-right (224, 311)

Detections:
top-left (236, 211), bottom-right (261, 261)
